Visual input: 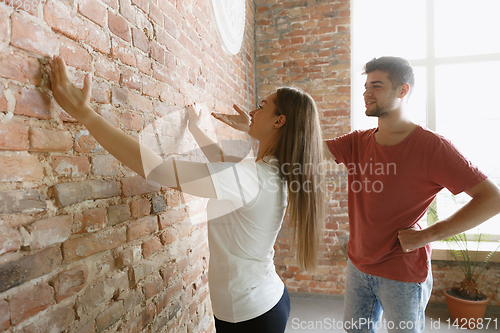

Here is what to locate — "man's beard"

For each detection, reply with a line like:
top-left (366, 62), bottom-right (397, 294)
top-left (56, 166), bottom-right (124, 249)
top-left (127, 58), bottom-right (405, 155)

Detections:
top-left (365, 105), bottom-right (389, 118)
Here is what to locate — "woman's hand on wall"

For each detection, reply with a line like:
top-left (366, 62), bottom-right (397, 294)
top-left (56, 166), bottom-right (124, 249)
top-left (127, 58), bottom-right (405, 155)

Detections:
top-left (186, 103), bottom-right (202, 129)
top-left (47, 56), bottom-right (94, 123)
top-left (211, 104), bottom-right (250, 133)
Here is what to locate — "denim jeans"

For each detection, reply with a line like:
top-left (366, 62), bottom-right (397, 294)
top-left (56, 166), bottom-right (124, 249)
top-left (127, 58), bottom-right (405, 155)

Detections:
top-left (343, 260), bottom-right (432, 333)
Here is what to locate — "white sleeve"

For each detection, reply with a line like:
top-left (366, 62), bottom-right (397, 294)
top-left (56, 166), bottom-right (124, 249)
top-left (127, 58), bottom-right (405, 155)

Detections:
top-left (206, 159), bottom-right (261, 206)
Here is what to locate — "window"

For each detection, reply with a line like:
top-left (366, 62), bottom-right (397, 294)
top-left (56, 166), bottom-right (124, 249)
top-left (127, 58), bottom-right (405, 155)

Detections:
top-left (351, 0), bottom-right (500, 240)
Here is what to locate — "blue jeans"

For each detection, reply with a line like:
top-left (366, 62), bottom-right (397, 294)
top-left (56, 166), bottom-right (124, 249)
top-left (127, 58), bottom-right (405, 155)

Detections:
top-left (343, 260), bottom-right (432, 333)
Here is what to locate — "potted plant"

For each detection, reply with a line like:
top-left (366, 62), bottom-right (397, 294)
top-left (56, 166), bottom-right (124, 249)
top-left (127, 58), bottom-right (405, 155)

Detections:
top-left (442, 232), bottom-right (499, 329)
top-left (428, 200), bottom-right (500, 329)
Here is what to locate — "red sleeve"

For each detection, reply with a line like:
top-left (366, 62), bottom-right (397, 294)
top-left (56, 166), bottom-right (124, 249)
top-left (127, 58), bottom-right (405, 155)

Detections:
top-left (326, 132), bottom-right (354, 165)
top-left (428, 135), bottom-right (487, 195)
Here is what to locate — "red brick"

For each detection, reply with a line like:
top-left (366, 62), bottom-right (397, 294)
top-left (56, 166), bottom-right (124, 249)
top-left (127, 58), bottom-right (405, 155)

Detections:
top-left (160, 227), bottom-right (176, 245)
top-left (130, 198), bottom-right (150, 219)
top-left (0, 155), bottom-right (44, 182)
top-left (28, 216), bottom-right (72, 250)
top-left (0, 5), bottom-right (9, 43)
top-left (112, 86), bottom-right (154, 112)
top-left (159, 208), bottom-right (187, 228)
top-left (29, 128), bottom-right (72, 152)
top-left (116, 246), bottom-right (141, 268)
top-left (111, 36), bottom-right (136, 66)
top-left (0, 226), bottom-right (21, 256)
top-left (10, 283), bottom-right (55, 325)
top-left (121, 175), bottom-right (160, 197)
top-left (142, 76), bottom-right (160, 98)
top-left (131, 0), bottom-right (149, 13)
top-left (102, 0), bottom-right (118, 10)
top-left (0, 51), bottom-right (41, 85)
top-left (145, 274), bottom-right (162, 299)
top-left (127, 216), bottom-right (158, 241)
top-left (152, 62), bottom-right (178, 90)
top-left (132, 27), bottom-right (150, 53)
top-left (59, 37), bottom-right (93, 72)
top-left (52, 265), bottom-right (89, 302)
top-left (44, 1), bottom-right (110, 54)
top-left (121, 111), bottom-right (143, 131)
top-left (108, 10), bottom-right (130, 41)
top-left (76, 272), bottom-right (127, 317)
top-left (143, 237), bottom-right (162, 258)
top-left (91, 155), bottom-right (120, 176)
top-left (0, 299), bottom-right (8, 331)
top-left (52, 156), bottom-right (90, 176)
top-left (107, 204), bottom-right (131, 226)
top-left (0, 83), bottom-right (7, 112)
top-left (12, 85), bottom-right (51, 120)
top-left (53, 179), bottom-right (120, 206)
top-left (79, 0), bottom-right (107, 27)
top-left (134, 49), bottom-right (151, 75)
top-left (74, 130), bottom-right (100, 153)
top-left (63, 226), bottom-right (126, 262)
top-left (0, 246), bottom-right (61, 294)
top-left (19, 302), bottom-right (75, 333)
top-left (149, 41), bottom-right (166, 64)
top-left (120, 67), bottom-right (142, 91)
top-left (118, 0), bottom-right (137, 24)
top-left (149, 2), bottom-right (163, 26)
top-left (156, 29), bottom-right (182, 58)
top-left (74, 207), bottom-right (107, 233)
top-left (94, 54), bottom-right (120, 83)
top-left (11, 13), bottom-right (59, 57)
top-left (90, 79), bottom-right (112, 104)
top-left (166, 191), bottom-right (181, 207)
top-left (0, 189), bottom-right (46, 214)
top-left (0, 122), bottom-right (29, 151)
top-left (96, 301), bottom-right (124, 332)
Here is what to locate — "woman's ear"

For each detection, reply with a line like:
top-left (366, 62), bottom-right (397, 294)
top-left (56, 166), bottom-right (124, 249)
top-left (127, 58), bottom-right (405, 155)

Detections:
top-left (274, 115), bottom-right (286, 129)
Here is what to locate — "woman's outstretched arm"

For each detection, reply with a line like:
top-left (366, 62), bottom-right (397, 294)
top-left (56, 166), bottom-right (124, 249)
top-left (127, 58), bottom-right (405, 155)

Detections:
top-left (47, 56), bottom-right (216, 198)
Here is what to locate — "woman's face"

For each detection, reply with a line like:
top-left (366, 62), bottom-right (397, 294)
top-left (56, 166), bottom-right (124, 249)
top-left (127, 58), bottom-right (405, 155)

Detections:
top-left (248, 92), bottom-right (281, 141)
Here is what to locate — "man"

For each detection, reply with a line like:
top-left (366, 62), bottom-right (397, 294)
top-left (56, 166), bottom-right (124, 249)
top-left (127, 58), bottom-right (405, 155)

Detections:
top-left (326, 56), bottom-right (500, 332)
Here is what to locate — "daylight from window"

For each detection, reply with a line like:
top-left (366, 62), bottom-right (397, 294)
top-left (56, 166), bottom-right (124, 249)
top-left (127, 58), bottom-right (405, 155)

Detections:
top-left (351, 0), bottom-right (500, 238)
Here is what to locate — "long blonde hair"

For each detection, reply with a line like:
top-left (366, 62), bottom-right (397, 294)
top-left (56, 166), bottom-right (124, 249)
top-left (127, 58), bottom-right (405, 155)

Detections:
top-left (269, 87), bottom-right (325, 272)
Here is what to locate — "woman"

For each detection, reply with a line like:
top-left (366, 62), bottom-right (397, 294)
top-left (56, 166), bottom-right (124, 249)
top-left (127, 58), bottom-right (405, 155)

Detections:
top-left (47, 56), bottom-right (325, 332)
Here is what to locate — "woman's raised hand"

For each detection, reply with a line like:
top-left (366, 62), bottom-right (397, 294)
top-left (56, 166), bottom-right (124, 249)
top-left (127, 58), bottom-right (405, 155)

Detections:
top-left (186, 103), bottom-right (202, 129)
top-left (211, 104), bottom-right (250, 133)
top-left (47, 56), bottom-right (93, 122)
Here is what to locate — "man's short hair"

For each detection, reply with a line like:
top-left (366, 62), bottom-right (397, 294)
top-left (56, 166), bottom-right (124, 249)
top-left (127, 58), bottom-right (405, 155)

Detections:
top-left (363, 56), bottom-right (415, 94)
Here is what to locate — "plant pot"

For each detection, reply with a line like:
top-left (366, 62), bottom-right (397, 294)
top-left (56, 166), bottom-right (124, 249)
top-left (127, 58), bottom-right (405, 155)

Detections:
top-left (443, 289), bottom-right (490, 330)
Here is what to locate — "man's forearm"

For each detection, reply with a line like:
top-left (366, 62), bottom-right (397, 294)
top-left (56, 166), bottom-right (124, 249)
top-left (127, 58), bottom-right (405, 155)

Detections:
top-left (425, 179), bottom-right (500, 242)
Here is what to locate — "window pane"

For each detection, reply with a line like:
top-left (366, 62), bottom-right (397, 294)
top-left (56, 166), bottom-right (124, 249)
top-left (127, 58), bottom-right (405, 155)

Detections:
top-left (435, 0), bottom-right (500, 57)
top-left (435, 61), bottom-right (500, 235)
top-left (352, 0), bottom-right (427, 65)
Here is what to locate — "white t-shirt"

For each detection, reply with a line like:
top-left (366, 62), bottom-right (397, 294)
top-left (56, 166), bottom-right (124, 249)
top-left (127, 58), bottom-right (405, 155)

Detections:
top-left (206, 157), bottom-right (287, 323)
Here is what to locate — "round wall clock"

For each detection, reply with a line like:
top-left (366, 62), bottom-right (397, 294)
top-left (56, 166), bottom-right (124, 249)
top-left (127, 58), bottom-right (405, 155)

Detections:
top-left (210, 0), bottom-right (246, 55)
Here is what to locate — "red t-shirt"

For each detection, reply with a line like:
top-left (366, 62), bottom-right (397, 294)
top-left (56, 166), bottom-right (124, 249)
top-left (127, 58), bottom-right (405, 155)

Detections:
top-left (327, 126), bottom-right (487, 282)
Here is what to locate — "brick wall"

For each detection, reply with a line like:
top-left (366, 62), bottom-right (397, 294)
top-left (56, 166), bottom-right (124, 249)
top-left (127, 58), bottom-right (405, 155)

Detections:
top-left (255, 0), bottom-right (351, 295)
top-left (0, 0), bottom-right (255, 332)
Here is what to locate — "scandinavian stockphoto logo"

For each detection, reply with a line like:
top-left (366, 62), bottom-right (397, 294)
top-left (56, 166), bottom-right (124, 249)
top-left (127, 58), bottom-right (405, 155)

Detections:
top-left (138, 104), bottom-right (257, 221)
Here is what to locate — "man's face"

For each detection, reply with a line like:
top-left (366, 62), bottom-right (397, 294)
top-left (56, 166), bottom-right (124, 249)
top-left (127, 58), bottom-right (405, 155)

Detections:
top-left (363, 70), bottom-right (401, 118)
